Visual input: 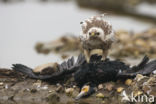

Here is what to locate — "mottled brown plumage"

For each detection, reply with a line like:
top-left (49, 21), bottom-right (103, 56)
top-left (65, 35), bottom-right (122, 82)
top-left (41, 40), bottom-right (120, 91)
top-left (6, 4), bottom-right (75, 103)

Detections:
top-left (80, 14), bottom-right (115, 62)
top-left (82, 17), bottom-right (112, 35)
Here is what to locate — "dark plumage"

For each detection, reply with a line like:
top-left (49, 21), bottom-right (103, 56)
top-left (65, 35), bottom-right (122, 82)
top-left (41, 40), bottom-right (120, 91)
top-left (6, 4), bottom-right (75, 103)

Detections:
top-left (12, 54), bottom-right (156, 98)
top-left (12, 54), bottom-right (85, 82)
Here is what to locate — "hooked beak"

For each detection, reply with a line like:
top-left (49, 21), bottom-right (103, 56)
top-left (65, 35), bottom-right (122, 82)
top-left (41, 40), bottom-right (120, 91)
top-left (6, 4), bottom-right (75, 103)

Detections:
top-left (91, 32), bottom-right (95, 36)
top-left (75, 91), bottom-right (86, 100)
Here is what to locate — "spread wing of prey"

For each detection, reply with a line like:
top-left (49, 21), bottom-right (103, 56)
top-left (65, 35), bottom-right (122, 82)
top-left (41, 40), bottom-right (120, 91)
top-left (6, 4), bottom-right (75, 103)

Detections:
top-left (12, 54), bottom-right (86, 80)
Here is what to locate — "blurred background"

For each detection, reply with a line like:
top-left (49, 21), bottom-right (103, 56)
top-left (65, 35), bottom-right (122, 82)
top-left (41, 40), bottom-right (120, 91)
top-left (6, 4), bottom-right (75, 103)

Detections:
top-left (0, 0), bottom-right (156, 68)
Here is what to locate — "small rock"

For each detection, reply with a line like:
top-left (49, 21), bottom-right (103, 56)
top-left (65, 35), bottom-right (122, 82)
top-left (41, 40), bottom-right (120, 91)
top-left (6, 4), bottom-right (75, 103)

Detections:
top-left (133, 91), bottom-right (143, 97)
top-left (0, 82), bottom-right (4, 86)
top-left (135, 74), bottom-right (146, 82)
top-left (41, 85), bottom-right (48, 90)
top-left (96, 93), bottom-right (104, 98)
top-left (125, 79), bottom-right (132, 86)
top-left (101, 101), bottom-right (105, 104)
top-left (56, 86), bottom-right (64, 93)
top-left (31, 88), bottom-right (37, 93)
top-left (117, 87), bottom-right (124, 93)
top-left (98, 84), bottom-right (103, 90)
top-left (48, 92), bottom-right (60, 104)
top-left (56, 83), bottom-right (61, 86)
top-left (61, 54), bottom-right (69, 59)
top-left (147, 77), bottom-right (155, 84)
top-left (105, 83), bottom-right (114, 91)
top-left (25, 88), bottom-right (30, 92)
top-left (65, 88), bottom-right (74, 96)
top-left (49, 90), bottom-right (52, 93)
top-left (73, 85), bottom-right (77, 88)
top-left (5, 84), bottom-right (8, 89)
top-left (33, 80), bottom-right (42, 88)
top-left (142, 85), bottom-right (151, 95)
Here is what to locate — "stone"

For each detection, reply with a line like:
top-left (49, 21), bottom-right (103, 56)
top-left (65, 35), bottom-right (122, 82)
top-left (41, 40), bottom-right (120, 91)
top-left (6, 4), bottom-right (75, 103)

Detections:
top-left (125, 79), bottom-right (132, 86)
top-left (96, 93), bottom-right (104, 98)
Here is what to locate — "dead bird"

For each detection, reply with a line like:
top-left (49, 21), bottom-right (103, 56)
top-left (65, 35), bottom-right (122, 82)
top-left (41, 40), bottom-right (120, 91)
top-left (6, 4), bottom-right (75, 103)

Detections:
top-left (12, 54), bottom-right (156, 99)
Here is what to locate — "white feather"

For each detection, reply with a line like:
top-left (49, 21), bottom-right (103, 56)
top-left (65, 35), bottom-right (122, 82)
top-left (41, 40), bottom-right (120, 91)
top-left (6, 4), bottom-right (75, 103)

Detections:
top-left (105, 30), bottom-right (115, 42)
top-left (88, 27), bottom-right (105, 40)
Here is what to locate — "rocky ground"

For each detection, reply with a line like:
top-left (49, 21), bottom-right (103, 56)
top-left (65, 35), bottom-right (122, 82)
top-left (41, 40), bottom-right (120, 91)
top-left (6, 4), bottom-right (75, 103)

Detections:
top-left (0, 68), bottom-right (156, 104)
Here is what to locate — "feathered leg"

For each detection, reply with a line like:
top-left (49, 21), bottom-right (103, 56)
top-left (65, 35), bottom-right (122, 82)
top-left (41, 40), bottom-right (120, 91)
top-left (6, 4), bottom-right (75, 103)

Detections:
top-left (84, 49), bottom-right (90, 63)
top-left (102, 50), bottom-right (108, 61)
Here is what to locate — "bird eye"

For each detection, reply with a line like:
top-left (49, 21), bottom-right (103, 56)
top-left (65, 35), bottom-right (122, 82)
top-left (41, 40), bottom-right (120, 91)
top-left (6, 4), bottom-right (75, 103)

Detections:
top-left (96, 32), bottom-right (100, 35)
top-left (80, 22), bottom-right (83, 24)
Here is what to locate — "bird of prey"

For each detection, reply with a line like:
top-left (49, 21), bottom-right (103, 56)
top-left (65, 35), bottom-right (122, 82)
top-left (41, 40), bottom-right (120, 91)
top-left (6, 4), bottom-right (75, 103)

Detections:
top-left (80, 14), bottom-right (115, 62)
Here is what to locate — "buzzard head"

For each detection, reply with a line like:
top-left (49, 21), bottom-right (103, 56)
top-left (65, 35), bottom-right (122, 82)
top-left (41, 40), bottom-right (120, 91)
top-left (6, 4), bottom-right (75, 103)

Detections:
top-left (80, 14), bottom-right (115, 42)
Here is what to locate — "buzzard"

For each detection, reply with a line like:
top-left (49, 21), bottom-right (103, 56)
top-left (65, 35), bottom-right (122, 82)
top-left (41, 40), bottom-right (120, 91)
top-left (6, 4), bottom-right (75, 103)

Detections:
top-left (80, 14), bottom-right (115, 62)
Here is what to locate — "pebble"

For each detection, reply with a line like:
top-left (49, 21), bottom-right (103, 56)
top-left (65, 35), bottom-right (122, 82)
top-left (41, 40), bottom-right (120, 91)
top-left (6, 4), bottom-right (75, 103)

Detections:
top-left (133, 91), bottom-right (143, 97)
top-left (48, 92), bottom-right (60, 104)
top-left (96, 93), bottom-right (104, 98)
top-left (98, 84), bottom-right (103, 90)
top-left (5, 84), bottom-right (8, 89)
top-left (117, 87), bottom-right (124, 93)
top-left (125, 79), bottom-right (132, 86)
top-left (65, 88), bottom-right (74, 95)
top-left (105, 83), bottom-right (114, 91)
top-left (73, 85), bottom-right (77, 89)
top-left (135, 74), bottom-right (146, 82)
top-left (41, 85), bottom-right (48, 90)
top-left (31, 89), bottom-right (37, 93)
top-left (56, 86), bottom-right (64, 93)
top-left (0, 82), bottom-right (4, 86)
top-left (56, 83), bottom-right (61, 86)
